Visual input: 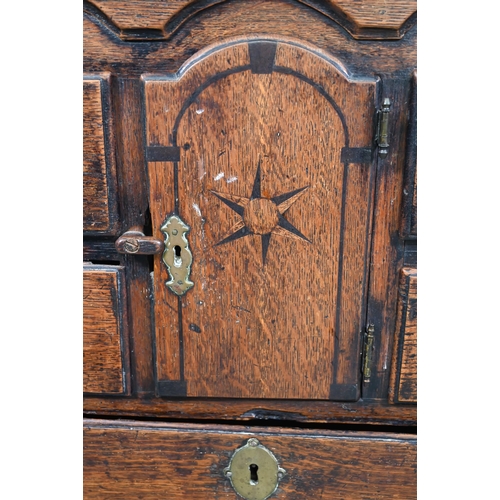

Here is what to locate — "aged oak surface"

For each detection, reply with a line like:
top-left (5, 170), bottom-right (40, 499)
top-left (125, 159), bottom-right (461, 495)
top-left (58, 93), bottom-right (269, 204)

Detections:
top-left (83, 2), bottom-right (417, 497)
top-left (83, 74), bottom-right (119, 234)
top-left (389, 268), bottom-right (417, 404)
top-left (83, 265), bottom-right (129, 394)
top-left (83, 0), bottom-right (416, 435)
top-left (145, 39), bottom-right (376, 400)
top-left (334, 0), bottom-right (416, 34)
top-left (401, 70), bottom-right (417, 238)
top-left (84, 419), bottom-right (417, 499)
top-left (86, 0), bottom-right (416, 40)
top-left (83, 396), bottom-right (417, 425)
top-left (84, 1), bottom-right (416, 78)
top-left (362, 76), bottom-right (412, 400)
top-left (112, 78), bottom-right (156, 394)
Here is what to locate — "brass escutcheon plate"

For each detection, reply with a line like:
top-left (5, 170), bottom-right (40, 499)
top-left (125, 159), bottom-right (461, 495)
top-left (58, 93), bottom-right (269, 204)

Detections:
top-left (224, 438), bottom-right (286, 500)
top-left (161, 215), bottom-right (194, 295)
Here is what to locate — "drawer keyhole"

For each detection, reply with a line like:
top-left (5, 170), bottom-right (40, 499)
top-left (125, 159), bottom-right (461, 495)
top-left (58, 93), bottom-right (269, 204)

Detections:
top-left (224, 437), bottom-right (285, 499)
top-left (173, 245), bottom-right (182, 267)
top-left (249, 463), bottom-right (259, 485)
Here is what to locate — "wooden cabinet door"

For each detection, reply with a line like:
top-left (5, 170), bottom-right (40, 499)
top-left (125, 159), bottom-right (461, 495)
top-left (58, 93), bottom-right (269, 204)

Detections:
top-left (144, 39), bottom-right (377, 401)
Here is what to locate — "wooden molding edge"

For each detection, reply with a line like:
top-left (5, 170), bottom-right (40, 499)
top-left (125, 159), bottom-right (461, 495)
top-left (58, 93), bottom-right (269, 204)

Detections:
top-left (84, 0), bottom-right (417, 42)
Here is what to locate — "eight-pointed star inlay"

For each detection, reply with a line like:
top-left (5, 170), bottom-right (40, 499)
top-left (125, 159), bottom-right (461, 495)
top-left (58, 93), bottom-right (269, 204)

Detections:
top-left (210, 161), bottom-right (311, 264)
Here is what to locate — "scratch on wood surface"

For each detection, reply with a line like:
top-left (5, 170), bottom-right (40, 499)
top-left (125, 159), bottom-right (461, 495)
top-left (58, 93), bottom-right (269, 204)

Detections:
top-left (192, 203), bottom-right (202, 217)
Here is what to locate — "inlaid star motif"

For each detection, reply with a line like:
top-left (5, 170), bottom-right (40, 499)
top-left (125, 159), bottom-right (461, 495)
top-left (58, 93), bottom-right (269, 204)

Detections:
top-left (210, 161), bottom-right (311, 264)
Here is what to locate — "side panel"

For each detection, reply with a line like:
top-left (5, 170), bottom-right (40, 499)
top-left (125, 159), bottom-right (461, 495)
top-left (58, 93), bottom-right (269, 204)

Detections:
top-left (83, 74), bottom-right (119, 234)
top-left (389, 268), bottom-right (417, 404)
top-left (83, 265), bottom-right (130, 395)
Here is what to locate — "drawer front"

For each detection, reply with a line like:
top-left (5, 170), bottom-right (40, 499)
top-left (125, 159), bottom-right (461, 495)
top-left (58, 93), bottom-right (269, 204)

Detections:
top-left (83, 73), bottom-right (119, 234)
top-left (83, 265), bottom-right (130, 395)
top-left (84, 419), bottom-right (416, 499)
top-left (389, 268), bottom-right (417, 404)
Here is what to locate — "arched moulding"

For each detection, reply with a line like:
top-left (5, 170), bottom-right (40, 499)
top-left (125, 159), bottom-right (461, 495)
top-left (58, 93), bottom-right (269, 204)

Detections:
top-left (84, 0), bottom-right (416, 41)
top-left (170, 34), bottom-right (353, 83)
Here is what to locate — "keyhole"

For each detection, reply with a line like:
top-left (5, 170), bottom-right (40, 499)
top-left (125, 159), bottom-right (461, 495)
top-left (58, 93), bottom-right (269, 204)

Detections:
top-left (249, 464), bottom-right (259, 485)
top-left (173, 245), bottom-right (182, 267)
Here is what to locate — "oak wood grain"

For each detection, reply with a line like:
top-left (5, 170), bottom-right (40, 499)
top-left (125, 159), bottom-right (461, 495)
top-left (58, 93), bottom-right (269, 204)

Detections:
top-left (84, 1), bottom-right (416, 79)
top-left (145, 39), bottom-right (376, 400)
top-left (83, 396), bottom-right (417, 425)
top-left (84, 419), bottom-right (416, 499)
top-left (148, 159), bottom-right (181, 382)
top-left (334, 0), bottom-right (416, 34)
top-left (389, 268), bottom-right (417, 404)
top-left (112, 78), bottom-right (156, 394)
top-left (83, 0), bottom-right (417, 422)
top-left (83, 238), bottom-right (122, 262)
top-left (86, 0), bottom-right (416, 40)
top-left (83, 74), bottom-right (119, 234)
top-left (363, 76), bottom-right (413, 400)
top-left (87, 0), bottom-right (219, 31)
top-left (83, 265), bottom-right (130, 394)
top-left (401, 70), bottom-right (417, 237)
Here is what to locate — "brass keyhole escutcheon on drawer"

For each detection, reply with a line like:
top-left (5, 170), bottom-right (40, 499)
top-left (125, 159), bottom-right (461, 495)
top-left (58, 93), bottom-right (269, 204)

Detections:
top-left (224, 438), bottom-right (286, 500)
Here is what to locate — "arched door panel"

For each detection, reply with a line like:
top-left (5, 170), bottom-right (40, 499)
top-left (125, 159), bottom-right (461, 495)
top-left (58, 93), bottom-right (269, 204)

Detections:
top-left (144, 39), bottom-right (377, 400)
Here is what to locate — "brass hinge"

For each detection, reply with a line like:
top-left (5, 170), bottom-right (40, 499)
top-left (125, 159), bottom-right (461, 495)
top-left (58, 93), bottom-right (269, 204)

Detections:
top-left (375, 98), bottom-right (391, 159)
top-left (363, 324), bottom-right (375, 382)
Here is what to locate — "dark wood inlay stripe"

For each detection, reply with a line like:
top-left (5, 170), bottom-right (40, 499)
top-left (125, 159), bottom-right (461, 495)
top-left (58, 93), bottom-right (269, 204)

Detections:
top-left (341, 147), bottom-right (373, 164)
top-left (147, 146), bottom-right (181, 162)
top-left (158, 380), bottom-right (188, 397)
top-left (248, 41), bottom-right (277, 74)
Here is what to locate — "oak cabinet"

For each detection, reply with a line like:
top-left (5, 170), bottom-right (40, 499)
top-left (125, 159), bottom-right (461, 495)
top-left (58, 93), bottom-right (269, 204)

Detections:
top-left (83, 1), bottom-right (417, 498)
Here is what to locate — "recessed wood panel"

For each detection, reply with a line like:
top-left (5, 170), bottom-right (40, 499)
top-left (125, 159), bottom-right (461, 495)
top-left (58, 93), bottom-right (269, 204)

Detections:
top-left (84, 419), bottom-right (417, 499)
top-left (335, 0), bottom-right (416, 34)
top-left (144, 39), bottom-right (377, 400)
top-left (83, 74), bottom-right (119, 234)
top-left (83, 265), bottom-right (129, 394)
top-left (389, 268), bottom-right (417, 404)
top-left (86, 0), bottom-right (416, 40)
